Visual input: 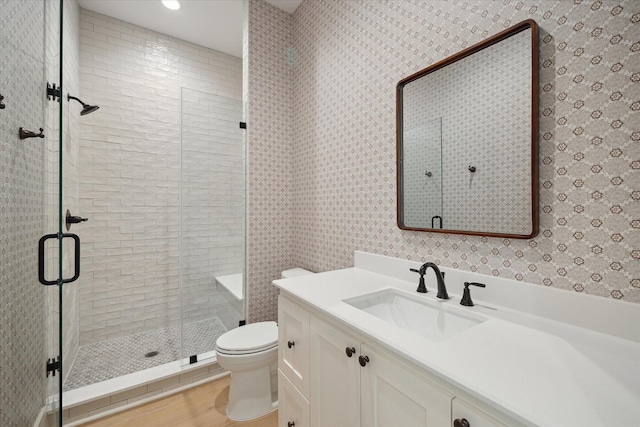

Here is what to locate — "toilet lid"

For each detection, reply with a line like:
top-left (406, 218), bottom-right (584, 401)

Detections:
top-left (215, 321), bottom-right (278, 354)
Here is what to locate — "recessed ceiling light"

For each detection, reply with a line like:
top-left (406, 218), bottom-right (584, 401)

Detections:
top-left (161, 0), bottom-right (181, 11)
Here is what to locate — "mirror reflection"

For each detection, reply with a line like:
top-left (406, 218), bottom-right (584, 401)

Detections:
top-left (397, 20), bottom-right (538, 238)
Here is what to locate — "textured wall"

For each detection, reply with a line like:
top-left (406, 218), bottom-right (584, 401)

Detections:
top-left (247, 0), bottom-right (294, 322)
top-left (248, 0), bottom-right (639, 323)
top-left (78, 9), bottom-right (242, 344)
top-left (0, 0), bottom-right (47, 424)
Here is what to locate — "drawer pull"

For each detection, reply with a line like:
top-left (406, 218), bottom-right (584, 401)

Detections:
top-left (454, 418), bottom-right (470, 427)
top-left (287, 422), bottom-right (295, 427)
top-left (287, 340), bottom-right (295, 348)
top-left (358, 355), bottom-right (369, 367)
top-left (345, 346), bottom-right (356, 357)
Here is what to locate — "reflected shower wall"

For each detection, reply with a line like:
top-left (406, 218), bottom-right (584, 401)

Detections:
top-left (403, 118), bottom-right (443, 229)
top-left (181, 88), bottom-right (245, 336)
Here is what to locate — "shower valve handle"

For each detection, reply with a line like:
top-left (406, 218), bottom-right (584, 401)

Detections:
top-left (65, 209), bottom-right (88, 231)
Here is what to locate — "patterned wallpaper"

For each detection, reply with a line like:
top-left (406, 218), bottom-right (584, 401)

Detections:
top-left (0, 0), bottom-right (47, 425)
top-left (248, 0), bottom-right (639, 322)
top-left (247, 0), bottom-right (294, 322)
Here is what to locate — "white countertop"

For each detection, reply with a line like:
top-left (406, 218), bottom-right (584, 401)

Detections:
top-left (272, 252), bottom-right (640, 426)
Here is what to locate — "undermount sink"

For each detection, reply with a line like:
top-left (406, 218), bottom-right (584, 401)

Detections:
top-left (343, 288), bottom-right (487, 342)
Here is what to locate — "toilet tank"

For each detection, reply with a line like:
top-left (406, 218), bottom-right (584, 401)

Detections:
top-left (281, 268), bottom-right (314, 279)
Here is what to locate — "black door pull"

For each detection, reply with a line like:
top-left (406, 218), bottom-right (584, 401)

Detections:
top-left (38, 233), bottom-right (81, 286)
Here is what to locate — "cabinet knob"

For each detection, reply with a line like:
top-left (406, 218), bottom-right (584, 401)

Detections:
top-left (453, 418), bottom-right (470, 427)
top-left (287, 340), bottom-right (295, 349)
top-left (358, 355), bottom-right (369, 367)
top-left (345, 346), bottom-right (356, 357)
top-left (287, 422), bottom-right (295, 427)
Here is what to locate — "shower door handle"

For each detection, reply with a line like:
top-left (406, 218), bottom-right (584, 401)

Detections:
top-left (38, 233), bottom-right (81, 286)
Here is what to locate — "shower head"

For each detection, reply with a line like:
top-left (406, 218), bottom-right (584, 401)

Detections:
top-left (67, 94), bottom-right (99, 116)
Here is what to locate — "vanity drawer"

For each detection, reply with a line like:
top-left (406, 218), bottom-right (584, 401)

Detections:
top-left (279, 370), bottom-right (310, 427)
top-left (278, 295), bottom-right (310, 398)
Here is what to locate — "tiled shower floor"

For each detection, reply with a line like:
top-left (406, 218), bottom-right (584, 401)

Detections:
top-left (63, 318), bottom-right (227, 391)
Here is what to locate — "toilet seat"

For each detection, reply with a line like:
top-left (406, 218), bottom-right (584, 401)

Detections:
top-left (215, 321), bottom-right (278, 355)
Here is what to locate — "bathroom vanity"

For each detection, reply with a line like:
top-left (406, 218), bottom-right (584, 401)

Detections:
top-left (273, 252), bottom-right (639, 427)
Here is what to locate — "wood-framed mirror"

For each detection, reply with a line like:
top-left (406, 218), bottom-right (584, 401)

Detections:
top-left (396, 20), bottom-right (539, 239)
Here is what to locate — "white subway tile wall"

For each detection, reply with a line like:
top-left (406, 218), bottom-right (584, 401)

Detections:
top-left (55, 0), bottom-right (82, 388)
top-left (77, 9), bottom-right (242, 345)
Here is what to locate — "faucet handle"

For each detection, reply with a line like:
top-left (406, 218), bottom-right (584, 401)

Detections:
top-left (460, 282), bottom-right (485, 306)
top-left (409, 268), bottom-right (427, 293)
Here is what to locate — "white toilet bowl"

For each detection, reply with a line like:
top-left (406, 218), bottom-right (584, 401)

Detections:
top-left (215, 321), bottom-right (278, 421)
top-left (215, 268), bottom-right (314, 421)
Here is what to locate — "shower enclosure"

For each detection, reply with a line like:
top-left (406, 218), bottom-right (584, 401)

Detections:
top-left (0, 1), bottom-right (246, 425)
top-left (61, 87), bottom-right (246, 391)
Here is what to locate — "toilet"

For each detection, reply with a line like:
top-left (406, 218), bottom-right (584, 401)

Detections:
top-left (215, 268), bottom-right (314, 421)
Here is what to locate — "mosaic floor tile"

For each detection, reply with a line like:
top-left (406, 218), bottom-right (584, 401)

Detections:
top-left (63, 317), bottom-right (227, 391)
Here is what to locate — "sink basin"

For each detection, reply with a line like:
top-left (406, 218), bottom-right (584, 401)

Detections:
top-left (343, 288), bottom-right (486, 342)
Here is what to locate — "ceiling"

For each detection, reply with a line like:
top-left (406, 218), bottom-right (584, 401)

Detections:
top-left (78, 0), bottom-right (303, 58)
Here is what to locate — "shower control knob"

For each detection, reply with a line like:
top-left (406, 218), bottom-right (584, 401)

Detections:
top-left (453, 418), bottom-right (470, 427)
top-left (68, 215), bottom-right (88, 224)
top-left (65, 209), bottom-right (88, 231)
top-left (358, 355), bottom-right (369, 367)
top-left (287, 422), bottom-right (295, 427)
top-left (345, 347), bottom-right (356, 357)
top-left (287, 340), bottom-right (295, 348)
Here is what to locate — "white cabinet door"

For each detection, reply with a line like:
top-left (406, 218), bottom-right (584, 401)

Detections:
top-left (278, 295), bottom-right (310, 397)
top-left (452, 398), bottom-right (510, 427)
top-left (309, 317), bottom-right (362, 427)
top-left (279, 370), bottom-right (310, 427)
top-left (360, 344), bottom-right (454, 427)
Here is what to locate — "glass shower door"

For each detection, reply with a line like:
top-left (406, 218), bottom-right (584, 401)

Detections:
top-left (44, 0), bottom-right (64, 423)
top-left (180, 88), bottom-right (246, 362)
top-left (41, 0), bottom-right (78, 424)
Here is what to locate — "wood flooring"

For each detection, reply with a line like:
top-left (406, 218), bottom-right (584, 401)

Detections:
top-left (79, 376), bottom-right (278, 427)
